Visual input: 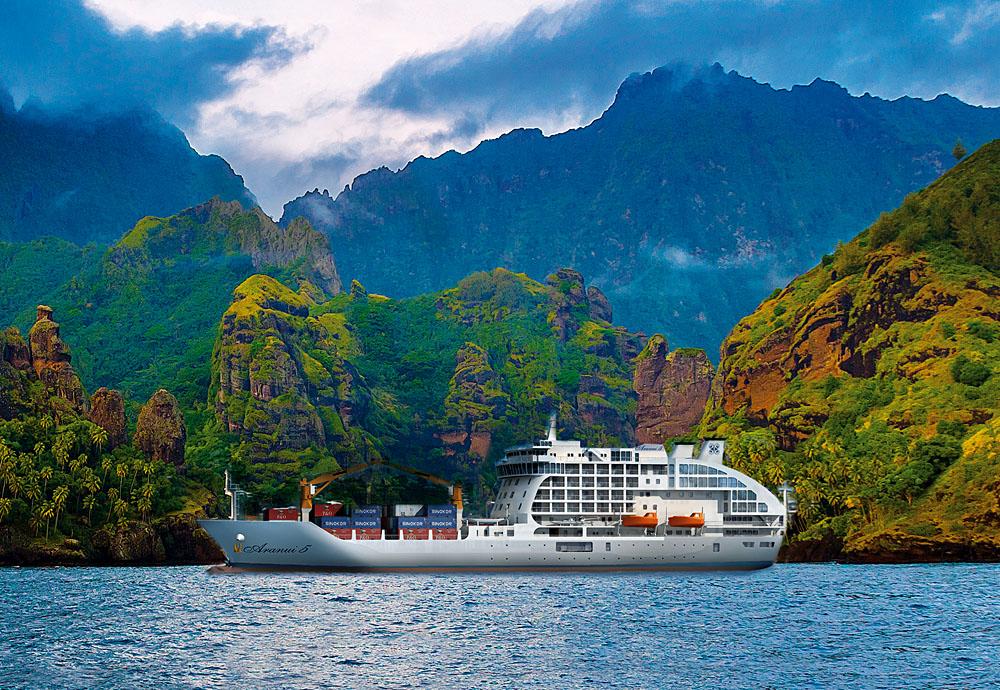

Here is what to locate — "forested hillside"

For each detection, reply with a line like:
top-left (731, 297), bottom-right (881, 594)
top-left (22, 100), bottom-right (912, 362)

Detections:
top-left (703, 140), bottom-right (1000, 561)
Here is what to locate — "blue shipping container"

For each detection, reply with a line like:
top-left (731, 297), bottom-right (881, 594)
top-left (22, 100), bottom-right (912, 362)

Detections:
top-left (398, 516), bottom-right (429, 528)
top-left (429, 517), bottom-right (457, 529)
top-left (352, 517), bottom-right (380, 528)
top-left (427, 504), bottom-right (457, 517)
top-left (317, 516), bottom-right (351, 528)
top-left (352, 505), bottom-right (381, 516)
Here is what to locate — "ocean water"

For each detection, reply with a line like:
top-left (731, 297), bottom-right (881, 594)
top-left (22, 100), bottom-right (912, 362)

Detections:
top-left (0, 564), bottom-right (996, 690)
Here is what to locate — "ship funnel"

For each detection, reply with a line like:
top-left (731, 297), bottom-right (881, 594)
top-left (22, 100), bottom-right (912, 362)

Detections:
top-left (547, 412), bottom-right (558, 441)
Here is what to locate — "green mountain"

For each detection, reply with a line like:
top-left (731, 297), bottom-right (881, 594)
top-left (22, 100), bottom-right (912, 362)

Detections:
top-left (2, 198), bottom-right (341, 410)
top-left (702, 139), bottom-right (1000, 562)
top-left (210, 268), bottom-right (653, 508)
top-left (0, 90), bottom-right (254, 245)
top-left (281, 63), bottom-right (1000, 354)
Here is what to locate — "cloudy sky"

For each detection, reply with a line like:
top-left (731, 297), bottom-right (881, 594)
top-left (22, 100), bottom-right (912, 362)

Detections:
top-left (2, 0), bottom-right (999, 215)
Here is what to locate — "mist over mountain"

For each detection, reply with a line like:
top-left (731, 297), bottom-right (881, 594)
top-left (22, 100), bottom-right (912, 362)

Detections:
top-left (0, 87), bottom-right (255, 245)
top-left (281, 63), bottom-right (1000, 353)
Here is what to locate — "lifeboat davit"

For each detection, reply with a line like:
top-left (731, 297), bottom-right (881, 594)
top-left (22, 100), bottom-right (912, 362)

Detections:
top-left (621, 512), bottom-right (659, 528)
top-left (668, 512), bottom-right (705, 528)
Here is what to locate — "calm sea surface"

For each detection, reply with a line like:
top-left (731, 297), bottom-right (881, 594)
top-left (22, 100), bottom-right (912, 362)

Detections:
top-left (1, 564), bottom-right (996, 689)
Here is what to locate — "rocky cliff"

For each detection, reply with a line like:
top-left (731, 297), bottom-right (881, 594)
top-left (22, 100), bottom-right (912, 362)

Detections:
top-left (633, 336), bottom-right (714, 443)
top-left (703, 140), bottom-right (1000, 562)
top-left (135, 389), bottom-right (187, 469)
top-left (213, 267), bottom-right (650, 505)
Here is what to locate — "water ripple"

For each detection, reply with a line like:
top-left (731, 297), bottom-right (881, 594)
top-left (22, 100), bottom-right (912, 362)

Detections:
top-left (0, 564), bottom-right (998, 689)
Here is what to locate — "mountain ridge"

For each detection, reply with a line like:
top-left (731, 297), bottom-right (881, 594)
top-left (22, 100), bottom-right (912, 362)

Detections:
top-left (281, 62), bottom-right (1000, 354)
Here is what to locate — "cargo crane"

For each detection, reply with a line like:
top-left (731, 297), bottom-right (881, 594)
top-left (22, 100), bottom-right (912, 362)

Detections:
top-left (299, 459), bottom-right (463, 518)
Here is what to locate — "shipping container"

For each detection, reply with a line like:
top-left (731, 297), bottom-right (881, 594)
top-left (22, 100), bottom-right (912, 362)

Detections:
top-left (431, 529), bottom-right (458, 540)
top-left (428, 517), bottom-right (457, 529)
top-left (355, 528), bottom-right (382, 540)
top-left (311, 503), bottom-right (342, 518)
top-left (427, 504), bottom-right (458, 517)
top-left (398, 516), bottom-right (429, 529)
top-left (351, 516), bottom-right (380, 529)
top-left (352, 505), bottom-right (381, 517)
top-left (401, 528), bottom-right (429, 540)
top-left (262, 508), bottom-right (299, 521)
top-left (316, 516), bottom-right (351, 529)
top-left (392, 504), bottom-right (425, 517)
top-left (322, 527), bottom-right (354, 539)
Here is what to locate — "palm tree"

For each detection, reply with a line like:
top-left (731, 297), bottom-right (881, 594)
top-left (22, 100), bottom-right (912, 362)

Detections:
top-left (90, 425), bottom-right (108, 455)
top-left (0, 497), bottom-right (11, 523)
top-left (40, 501), bottom-right (55, 540)
top-left (116, 463), bottom-right (127, 493)
top-left (106, 488), bottom-right (120, 523)
top-left (82, 494), bottom-right (98, 523)
top-left (40, 466), bottom-right (53, 493)
top-left (29, 509), bottom-right (43, 537)
top-left (52, 485), bottom-right (69, 533)
top-left (101, 456), bottom-right (113, 484)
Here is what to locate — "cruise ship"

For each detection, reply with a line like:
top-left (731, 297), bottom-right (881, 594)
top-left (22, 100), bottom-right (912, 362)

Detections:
top-left (199, 421), bottom-right (788, 571)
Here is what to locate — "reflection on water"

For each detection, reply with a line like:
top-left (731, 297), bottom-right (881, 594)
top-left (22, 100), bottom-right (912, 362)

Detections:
top-left (1, 564), bottom-right (997, 689)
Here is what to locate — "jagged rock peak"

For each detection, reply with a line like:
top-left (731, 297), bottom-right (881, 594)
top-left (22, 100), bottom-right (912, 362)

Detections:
top-left (350, 279), bottom-right (368, 300)
top-left (633, 335), bottom-right (714, 443)
top-left (134, 389), bottom-right (187, 469)
top-left (88, 387), bottom-right (128, 450)
top-left (28, 305), bottom-right (88, 415)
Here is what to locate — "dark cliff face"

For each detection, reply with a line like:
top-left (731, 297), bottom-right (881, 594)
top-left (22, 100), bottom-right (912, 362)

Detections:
top-left (0, 102), bottom-right (254, 245)
top-left (88, 387), bottom-right (128, 450)
top-left (281, 63), bottom-right (1000, 353)
top-left (633, 336), bottom-right (714, 443)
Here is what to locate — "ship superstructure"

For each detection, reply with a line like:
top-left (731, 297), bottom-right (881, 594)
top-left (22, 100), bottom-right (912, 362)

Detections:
top-left (199, 422), bottom-right (787, 571)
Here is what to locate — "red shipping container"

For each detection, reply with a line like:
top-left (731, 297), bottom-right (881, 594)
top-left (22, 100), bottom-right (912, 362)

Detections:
top-left (322, 528), bottom-right (353, 539)
top-left (401, 529), bottom-right (429, 540)
top-left (263, 508), bottom-right (298, 521)
top-left (312, 503), bottom-right (343, 517)
top-left (432, 529), bottom-right (458, 540)
top-left (355, 528), bottom-right (382, 540)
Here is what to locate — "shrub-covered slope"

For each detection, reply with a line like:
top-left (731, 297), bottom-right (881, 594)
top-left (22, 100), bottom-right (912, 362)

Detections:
top-left (282, 63), bottom-right (1000, 353)
top-left (0, 91), bottom-right (254, 245)
top-left (703, 140), bottom-right (1000, 562)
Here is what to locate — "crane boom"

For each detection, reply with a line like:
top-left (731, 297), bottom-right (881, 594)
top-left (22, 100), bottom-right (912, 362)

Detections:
top-left (299, 458), bottom-right (463, 515)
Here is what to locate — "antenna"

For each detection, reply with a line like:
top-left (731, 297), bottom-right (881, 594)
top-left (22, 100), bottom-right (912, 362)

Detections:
top-left (547, 411), bottom-right (557, 441)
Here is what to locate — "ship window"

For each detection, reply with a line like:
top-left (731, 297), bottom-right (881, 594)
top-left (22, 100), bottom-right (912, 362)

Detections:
top-left (759, 503), bottom-right (768, 512)
top-left (743, 542), bottom-right (754, 548)
top-left (556, 542), bottom-right (593, 552)
top-left (713, 543), bottom-right (720, 552)
top-left (643, 504), bottom-right (648, 510)
top-left (605, 542), bottom-right (611, 552)
top-left (655, 478), bottom-right (660, 484)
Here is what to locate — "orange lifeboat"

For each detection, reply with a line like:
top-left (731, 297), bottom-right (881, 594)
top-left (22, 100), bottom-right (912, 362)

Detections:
top-left (621, 512), bottom-right (659, 528)
top-left (668, 512), bottom-right (705, 528)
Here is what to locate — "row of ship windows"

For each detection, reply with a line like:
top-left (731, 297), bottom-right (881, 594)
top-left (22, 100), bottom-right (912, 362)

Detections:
top-left (525, 488), bottom-right (759, 502)
top-left (527, 502), bottom-right (770, 514)
top-left (498, 462), bottom-right (739, 478)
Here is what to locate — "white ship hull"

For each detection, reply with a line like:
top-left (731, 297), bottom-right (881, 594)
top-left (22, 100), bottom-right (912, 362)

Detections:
top-left (198, 520), bottom-right (780, 571)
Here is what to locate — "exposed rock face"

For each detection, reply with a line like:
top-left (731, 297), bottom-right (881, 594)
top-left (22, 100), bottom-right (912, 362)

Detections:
top-left (155, 514), bottom-right (225, 564)
top-left (214, 275), bottom-right (364, 463)
top-left (92, 521), bottom-right (167, 564)
top-left (0, 328), bottom-right (31, 419)
top-left (587, 286), bottom-right (613, 322)
top-left (441, 344), bottom-right (509, 459)
top-left (135, 389), bottom-right (187, 469)
top-left (633, 336), bottom-right (714, 442)
top-left (88, 387), bottom-right (128, 449)
top-left (27, 305), bottom-right (88, 415)
top-left (546, 268), bottom-right (588, 341)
